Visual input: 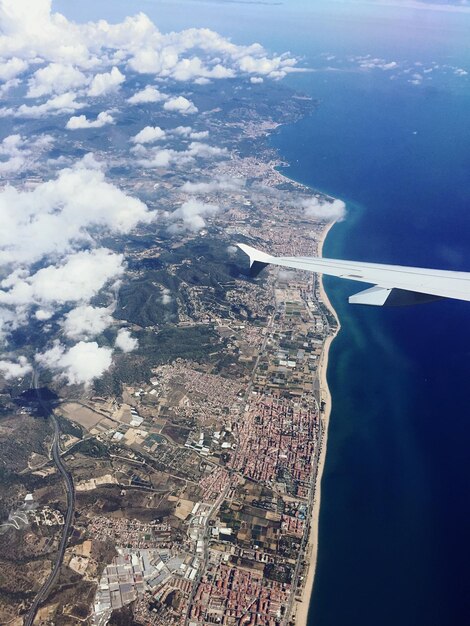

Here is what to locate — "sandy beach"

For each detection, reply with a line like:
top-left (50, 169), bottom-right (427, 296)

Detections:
top-left (293, 220), bottom-right (341, 626)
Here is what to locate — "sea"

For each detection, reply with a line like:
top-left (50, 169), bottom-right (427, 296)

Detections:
top-left (57, 2), bottom-right (470, 624)
top-left (268, 5), bottom-right (470, 626)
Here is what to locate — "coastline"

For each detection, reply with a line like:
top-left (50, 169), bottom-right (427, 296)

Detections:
top-left (293, 219), bottom-right (341, 626)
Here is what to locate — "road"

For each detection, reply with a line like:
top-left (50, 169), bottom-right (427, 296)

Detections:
top-left (24, 376), bottom-right (75, 626)
top-left (183, 483), bottom-right (231, 626)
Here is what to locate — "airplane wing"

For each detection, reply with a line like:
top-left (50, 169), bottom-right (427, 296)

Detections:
top-left (237, 243), bottom-right (470, 306)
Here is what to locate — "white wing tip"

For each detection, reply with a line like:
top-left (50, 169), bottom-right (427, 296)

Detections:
top-left (236, 243), bottom-right (274, 267)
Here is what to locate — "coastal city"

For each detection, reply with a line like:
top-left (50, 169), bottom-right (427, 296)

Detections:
top-left (0, 158), bottom-right (339, 626)
top-left (0, 4), bottom-right (341, 625)
top-left (11, 237), bottom-right (337, 626)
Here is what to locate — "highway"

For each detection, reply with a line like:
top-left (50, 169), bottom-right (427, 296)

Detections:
top-left (24, 377), bottom-right (75, 626)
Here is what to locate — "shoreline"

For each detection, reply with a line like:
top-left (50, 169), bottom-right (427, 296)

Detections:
top-left (293, 219), bottom-right (341, 626)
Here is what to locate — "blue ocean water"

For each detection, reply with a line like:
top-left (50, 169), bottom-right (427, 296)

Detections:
top-left (269, 10), bottom-right (470, 626)
top-left (55, 2), bottom-right (470, 624)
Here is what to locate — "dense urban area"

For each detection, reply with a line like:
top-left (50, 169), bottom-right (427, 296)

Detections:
top-left (0, 11), bottom-right (341, 624)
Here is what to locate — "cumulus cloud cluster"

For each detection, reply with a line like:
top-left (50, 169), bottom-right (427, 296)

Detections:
top-left (0, 0), bottom-right (302, 384)
top-left (0, 154), bottom-right (150, 383)
top-left (130, 125), bottom-right (209, 148)
top-left (0, 155), bottom-right (151, 267)
top-left (0, 0), bottom-right (300, 117)
top-left (331, 54), bottom-right (468, 86)
top-left (0, 91), bottom-right (84, 118)
top-left (135, 140), bottom-right (227, 170)
top-left (27, 63), bottom-right (88, 98)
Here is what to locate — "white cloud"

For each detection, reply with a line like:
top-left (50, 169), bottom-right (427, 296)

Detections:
top-left (35, 308), bottom-right (53, 321)
top-left (127, 45), bottom-right (179, 75)
top-left (172, 126), bottom-right (193, 136)
top-left (0, 306), bottom-right (27, 343)
top-left (137, 141), bottom-right (226, 170)
top-left (359, 57), bottom-right (399, 71)
top-left (0, 56), bottom-right (28, 81)
top-left (372, 1), bottom-right (470, 15)
top-left (0, 78), bottom-right (20, 96)
top-left (0, 91), bottom-right (84, 118)
top-left (127, 85), bottom-right (167, 104)
top-left (0, 155), bottom-right (152, 267)
top-left (0, 1), bottom-right (299, 86)
top-left (0, 134), bottom-right (22, 153)
top-left (0, 135), bottom-right (26, 173)
top-left (131, 125), bottom-right (166, 144)
top-left (88, 66), bottom-right (125, 97)
top-left (66, 111), bottom-right (114, 129)
top-left (163, 96), bottom-right (198, 114)
top-left (138, 148), bottom-right (182, 168)
top-left (237, 53), bottom-right (297, 79)
top-left (409, 72), bottom-right (424, 85)
top-left (0, 0), bottom-right (93, 66)
top-left (0, 155), bottom-right (24, 173)
top-left (169, 199), bottom-right (219, 232)
top-left (0, 248), bottom-right (125, 307)
top-left (454, 68), bottom-right (468, 76)
top-left (27, 63), bottom-right (88, 98)
top-left (0, 133), bottom-right (53, 174)
top-left (169, 126), bottom-right (207, 140)
top-left (36, 340), bottom-right (113, 386)
top-left (161, 287), bottom-right (172, 305)
top-left (187, 141), bottom-right (226, 158)
top-left (62, 305), bottom-right (113, 339)
top-left (115, 328), bottom-right (138, 352)
top-left (181, 177), bottom-right (244, 194)
top-left (250, 76), bottom-right (264, 84)
top-left (168, 126), bottom-right (209, 141)
top-left (171, 57), bottom-right (235, 81)
top-left (0, 355), bottom-right (32, 380)
top-left (0, 154), bottom-right (154, 348)
top-left (302, 197), bottom-right (346, 221)
top-left (189, 130), bottom-right (209, 140)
